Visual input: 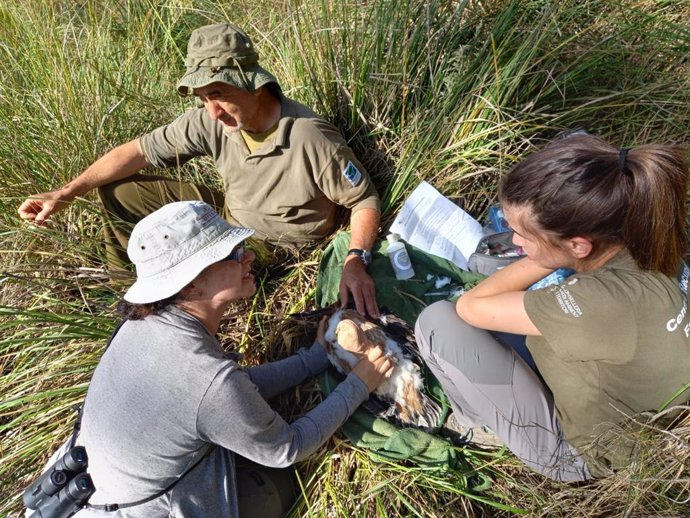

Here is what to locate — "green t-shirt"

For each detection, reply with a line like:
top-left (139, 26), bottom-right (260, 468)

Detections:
top-left (524, 251), bottom-right (690, 476)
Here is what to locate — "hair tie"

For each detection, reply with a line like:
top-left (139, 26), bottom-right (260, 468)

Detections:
top-left (619, 147), bottom-right (630, 174)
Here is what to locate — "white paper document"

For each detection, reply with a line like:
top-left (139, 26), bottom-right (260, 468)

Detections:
top-left (389, 181), bottom-right (484, 270)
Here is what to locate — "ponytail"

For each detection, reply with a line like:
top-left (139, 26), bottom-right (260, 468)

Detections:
top-left (621, 144), bottom-right (689, 275)
top-left (499, 134), bottom-right (689, 276)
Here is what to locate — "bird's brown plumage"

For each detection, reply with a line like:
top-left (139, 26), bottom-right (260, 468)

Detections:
top-left (323, 308), bottom-right (441, 429)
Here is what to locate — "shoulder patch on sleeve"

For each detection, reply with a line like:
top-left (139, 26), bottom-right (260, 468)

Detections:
top-left (342, 161), bottom-right (362, 186)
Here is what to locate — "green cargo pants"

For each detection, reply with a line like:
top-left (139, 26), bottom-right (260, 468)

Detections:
top-left (97, 174), bottom-right (225, 270)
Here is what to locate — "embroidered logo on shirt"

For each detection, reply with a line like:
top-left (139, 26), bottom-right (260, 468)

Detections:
top-left (342, 161), bottom-right (362, 186)
top-left (553, 285), bottom-right (583, 317)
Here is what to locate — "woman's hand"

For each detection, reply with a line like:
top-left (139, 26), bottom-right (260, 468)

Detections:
top-left (315, 315), bottom-right (328, 347)
top-left (334, 319), bottom-right (368, 358)
top-left (351, 346), bottom-right (395, 392)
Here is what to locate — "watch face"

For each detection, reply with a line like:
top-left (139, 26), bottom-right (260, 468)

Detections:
top-left (349, 249), bottom-right (371, 266)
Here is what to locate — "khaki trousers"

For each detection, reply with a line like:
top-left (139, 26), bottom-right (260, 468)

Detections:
top-left (97, 174), bottom-right (225, 270)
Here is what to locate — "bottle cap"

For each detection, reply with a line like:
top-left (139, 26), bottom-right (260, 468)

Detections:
top-left (387, 233), bottom-right (401, 244)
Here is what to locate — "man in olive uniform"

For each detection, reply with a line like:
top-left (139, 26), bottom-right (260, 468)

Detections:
top-left (18, 23), bottom-right (381, 317)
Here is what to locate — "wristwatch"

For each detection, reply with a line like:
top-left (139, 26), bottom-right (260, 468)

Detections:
top-left (347, 248), bottom-right (372, 267)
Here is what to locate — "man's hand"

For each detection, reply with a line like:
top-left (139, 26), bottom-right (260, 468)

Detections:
top-left (17, 190), bottom-right (73, 226)
top-left (18, 139), bottom-right (150, 227)
top-left (339, 255), bottom-right (379, 319)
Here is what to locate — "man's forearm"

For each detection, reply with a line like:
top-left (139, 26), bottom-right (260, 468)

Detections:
top-left (61, 139), bottom-right (150, 199)
top-left (348, 208), bottom-right (380, 250)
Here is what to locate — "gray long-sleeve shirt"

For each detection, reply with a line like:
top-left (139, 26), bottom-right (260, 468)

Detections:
top-left (69, 306), bottom-right (368, 516)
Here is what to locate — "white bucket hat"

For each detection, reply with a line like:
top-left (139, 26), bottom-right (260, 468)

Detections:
top-left (124, 201), bottom-right (254, 304)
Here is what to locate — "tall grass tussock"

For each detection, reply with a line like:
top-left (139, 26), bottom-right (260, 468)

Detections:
top-left (1, 0), bottom-right (689, 516)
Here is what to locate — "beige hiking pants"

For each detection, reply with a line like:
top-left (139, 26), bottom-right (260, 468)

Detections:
top-left (415, 300), bottom-right (591, 482)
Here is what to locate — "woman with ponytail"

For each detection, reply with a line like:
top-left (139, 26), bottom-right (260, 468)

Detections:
top-left (415, 134), bottom-right (690, 481)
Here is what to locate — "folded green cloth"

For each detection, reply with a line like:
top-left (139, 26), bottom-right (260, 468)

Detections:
top-left (315, 231), bottom-right (486, 471)
top-left (320, 368), bottom-right (458, 469)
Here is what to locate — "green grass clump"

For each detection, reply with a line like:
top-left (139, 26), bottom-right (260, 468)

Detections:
top-left (2, 0), bottom-right (689, 516)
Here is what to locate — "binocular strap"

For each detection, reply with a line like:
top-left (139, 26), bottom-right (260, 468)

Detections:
top-left (84, 446), bottom-right (214, 512)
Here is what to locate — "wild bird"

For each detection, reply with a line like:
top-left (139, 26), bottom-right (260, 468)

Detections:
top-left (322, 308), bottom-right (442, 430)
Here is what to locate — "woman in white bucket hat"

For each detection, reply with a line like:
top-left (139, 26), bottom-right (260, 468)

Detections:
top-left (26, 201), bottom-right (393, 518)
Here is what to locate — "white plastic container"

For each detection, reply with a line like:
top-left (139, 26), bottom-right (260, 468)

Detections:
top-left (386, 233), bottom-right (415, 280)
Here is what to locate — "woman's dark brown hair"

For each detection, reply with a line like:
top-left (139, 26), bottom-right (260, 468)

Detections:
top-left (499, 134), bottom-right (689, 276)
top-left (116, 292), bottom-right (188, 320)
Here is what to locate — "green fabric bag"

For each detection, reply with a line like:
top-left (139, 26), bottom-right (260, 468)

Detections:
top-left (315, 231), bottom-right (486, 470)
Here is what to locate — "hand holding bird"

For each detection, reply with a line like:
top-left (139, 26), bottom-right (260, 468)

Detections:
top-left (322, 308), bottom-right (442, 429)
top-left (318, 315), bottom-right (394, 392)
top-left (350, 344), bottom-right (395, 392)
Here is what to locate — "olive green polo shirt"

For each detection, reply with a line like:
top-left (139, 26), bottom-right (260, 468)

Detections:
top-left (140, 96), bottom-right (380, 245)
top-left (524, 251), bottom-right (690, 476)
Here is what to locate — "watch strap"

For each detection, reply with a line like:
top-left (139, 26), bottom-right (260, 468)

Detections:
top-left (347, 248), bottom-right (372, 266)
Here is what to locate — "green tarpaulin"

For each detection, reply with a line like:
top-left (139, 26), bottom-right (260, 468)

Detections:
top-left (316, 232), bottom-right (485, 325)
top-left (315, 231), bottom-right (486, 471)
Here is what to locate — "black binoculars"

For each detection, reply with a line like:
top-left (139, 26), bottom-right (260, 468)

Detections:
top-left (24, 446), bottom-right (95, 518)
top-left (27, 473), bottom-right (95, 518)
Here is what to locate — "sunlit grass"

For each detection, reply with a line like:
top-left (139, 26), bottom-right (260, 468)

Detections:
top-left (1, 0), bottom-right (689, 515)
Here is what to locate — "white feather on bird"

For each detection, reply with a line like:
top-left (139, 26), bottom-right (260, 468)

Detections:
top-left (322, 308), bottom-right (441, 429)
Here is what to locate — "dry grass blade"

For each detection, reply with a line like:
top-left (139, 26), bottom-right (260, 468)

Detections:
top-left (1, 0), bottom-right (689, 516)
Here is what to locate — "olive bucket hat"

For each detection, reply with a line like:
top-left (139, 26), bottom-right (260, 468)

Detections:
top-left (177, 22), bottom-right (279, 96)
